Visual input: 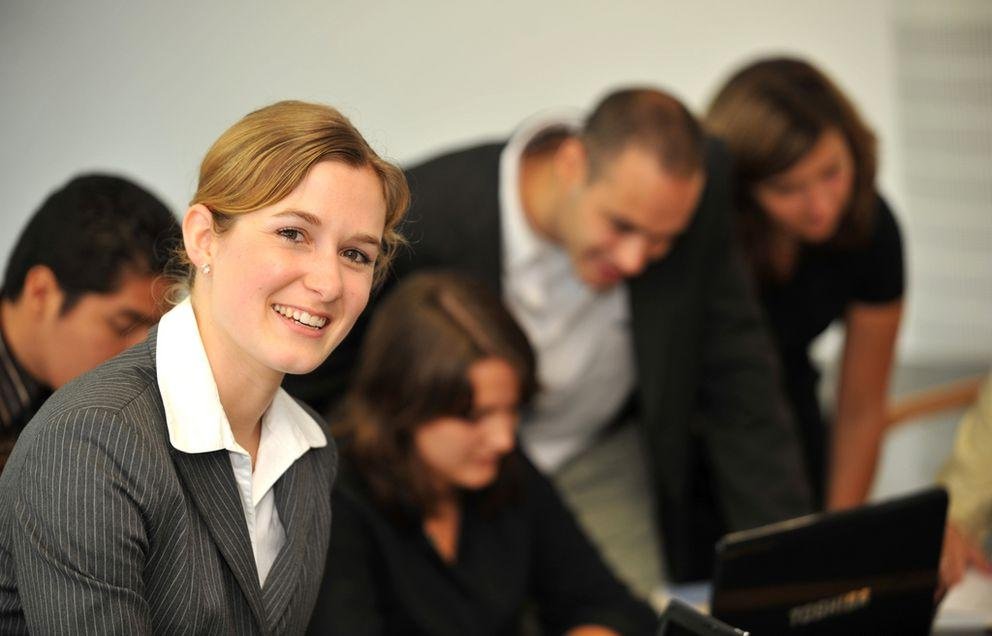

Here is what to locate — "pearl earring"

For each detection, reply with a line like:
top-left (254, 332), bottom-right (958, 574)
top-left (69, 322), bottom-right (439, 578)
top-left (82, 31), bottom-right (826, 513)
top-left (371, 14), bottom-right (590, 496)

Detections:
top-left (201, 263), bottom-right (211, 275)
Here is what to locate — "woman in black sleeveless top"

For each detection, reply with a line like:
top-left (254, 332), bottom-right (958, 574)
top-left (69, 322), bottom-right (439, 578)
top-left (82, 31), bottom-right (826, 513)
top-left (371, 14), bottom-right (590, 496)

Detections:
top-left (706, 57), bottom-right (905, 510)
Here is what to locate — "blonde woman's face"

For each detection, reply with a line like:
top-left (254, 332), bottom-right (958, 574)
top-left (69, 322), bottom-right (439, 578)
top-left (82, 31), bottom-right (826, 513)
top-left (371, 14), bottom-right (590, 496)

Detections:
top-left (753, 129), bottom-right (855, 243)
top-left (195, 160), bottom-right (386, 380)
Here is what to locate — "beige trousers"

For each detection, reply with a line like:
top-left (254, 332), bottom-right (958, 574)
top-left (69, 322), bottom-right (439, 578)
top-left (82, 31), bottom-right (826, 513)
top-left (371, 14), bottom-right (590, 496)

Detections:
top-left (550, 421), bottom-right (665, 599)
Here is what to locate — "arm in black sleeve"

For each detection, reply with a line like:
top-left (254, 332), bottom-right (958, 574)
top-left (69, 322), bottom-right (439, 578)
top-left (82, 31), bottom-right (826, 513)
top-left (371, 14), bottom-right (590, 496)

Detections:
top-left (695, 199), bottom-right (813, 529)
top-left (701, 245), bottom-right (813, 526)
top-left (684, 140), bottom-right (812, 529)
top-left (852, 195), bottom-right (905, 303)
top-left (523, 454), bottom-right (657, 636)
top-left (307, 492), bottom-right (386, 636)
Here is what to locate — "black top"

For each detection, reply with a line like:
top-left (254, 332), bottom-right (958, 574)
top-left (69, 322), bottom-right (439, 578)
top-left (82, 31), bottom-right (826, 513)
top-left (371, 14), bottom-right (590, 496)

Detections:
top-left (757, 195), bottom-right (904, 499)
top-left (307, 450), bottom-right (658, 636)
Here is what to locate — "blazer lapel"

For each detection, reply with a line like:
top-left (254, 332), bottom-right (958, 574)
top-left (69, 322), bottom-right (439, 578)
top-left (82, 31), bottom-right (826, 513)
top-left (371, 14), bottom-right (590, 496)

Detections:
top-left (259, 452), bottom-right (317, 630)
top-left (171, 449), bottom-right (267, 630)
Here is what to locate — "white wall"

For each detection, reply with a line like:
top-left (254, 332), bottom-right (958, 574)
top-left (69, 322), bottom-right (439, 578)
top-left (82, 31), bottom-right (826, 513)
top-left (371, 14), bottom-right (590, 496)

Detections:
top-left (891, 1), bottom-right (992, 363)
top-left (0, 0), bottom-right (901, 233)
top-left (10, 0), bottom-right (972, 363)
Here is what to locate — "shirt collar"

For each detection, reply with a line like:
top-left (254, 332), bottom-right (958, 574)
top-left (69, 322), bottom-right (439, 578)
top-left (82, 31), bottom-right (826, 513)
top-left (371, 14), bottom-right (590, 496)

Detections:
top-left (499, 109), bottom-right (583, 274)
top-left (155, 298), bottom-right (326, 467)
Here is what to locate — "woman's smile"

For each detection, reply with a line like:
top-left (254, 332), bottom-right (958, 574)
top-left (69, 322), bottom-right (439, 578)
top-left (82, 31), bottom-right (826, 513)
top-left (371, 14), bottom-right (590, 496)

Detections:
top-left (272, 303), bottom-right (329, 330)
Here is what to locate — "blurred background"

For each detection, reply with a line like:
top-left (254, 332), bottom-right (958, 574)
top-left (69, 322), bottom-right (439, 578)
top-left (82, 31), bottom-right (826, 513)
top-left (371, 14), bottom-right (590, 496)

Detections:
top-left (1, 0), bottom-right (989, 496)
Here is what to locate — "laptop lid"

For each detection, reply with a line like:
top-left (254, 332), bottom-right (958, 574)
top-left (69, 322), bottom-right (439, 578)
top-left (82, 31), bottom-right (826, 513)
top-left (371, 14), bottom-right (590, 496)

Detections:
top-left (657, 598), bottom-right (749, 635)
top-left (710, 487), bottom-right (947, 635)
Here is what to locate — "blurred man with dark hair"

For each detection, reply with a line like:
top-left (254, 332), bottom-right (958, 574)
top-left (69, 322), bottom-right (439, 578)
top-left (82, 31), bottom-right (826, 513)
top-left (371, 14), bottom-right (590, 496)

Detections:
top-left (0, 174), bottom-right (180, 470)
top-left (288, 87), bottom-right (811, 590)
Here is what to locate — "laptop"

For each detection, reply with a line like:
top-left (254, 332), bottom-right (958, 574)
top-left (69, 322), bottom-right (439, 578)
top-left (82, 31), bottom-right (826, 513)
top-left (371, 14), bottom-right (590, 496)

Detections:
top-left (657, 598), bottom-right (749, 635)
top-left (710, 487), bottom-right (947, 635)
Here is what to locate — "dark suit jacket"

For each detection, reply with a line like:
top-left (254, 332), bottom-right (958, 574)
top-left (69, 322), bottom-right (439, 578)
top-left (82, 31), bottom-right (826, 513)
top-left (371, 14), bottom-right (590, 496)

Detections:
top-left (0, 329), bottom-right (336, 634)
top-left (285, 140), bottom-right (810, 582)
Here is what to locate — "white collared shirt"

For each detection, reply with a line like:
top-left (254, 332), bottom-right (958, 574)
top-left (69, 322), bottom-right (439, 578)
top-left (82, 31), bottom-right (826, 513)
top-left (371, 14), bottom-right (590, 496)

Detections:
top-left (156, 298), bottom-right (327, 586)
top-left (499, 112), bottom-right (636, 472)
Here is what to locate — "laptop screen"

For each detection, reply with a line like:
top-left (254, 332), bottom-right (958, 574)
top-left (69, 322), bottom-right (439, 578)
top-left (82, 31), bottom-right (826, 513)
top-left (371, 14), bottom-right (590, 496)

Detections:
top-left (710, 488), bottom-right (947, 635)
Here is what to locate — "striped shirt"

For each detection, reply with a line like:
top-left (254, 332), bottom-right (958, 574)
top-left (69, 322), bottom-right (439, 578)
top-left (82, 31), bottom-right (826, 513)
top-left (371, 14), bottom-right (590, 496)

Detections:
top-left (0, 328), bottom-right (49, 472)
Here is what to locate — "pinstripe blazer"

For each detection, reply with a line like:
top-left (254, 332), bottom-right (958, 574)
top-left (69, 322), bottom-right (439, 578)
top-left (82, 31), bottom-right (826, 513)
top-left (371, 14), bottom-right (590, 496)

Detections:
top-left (0, 328), bottom-right (337, 635)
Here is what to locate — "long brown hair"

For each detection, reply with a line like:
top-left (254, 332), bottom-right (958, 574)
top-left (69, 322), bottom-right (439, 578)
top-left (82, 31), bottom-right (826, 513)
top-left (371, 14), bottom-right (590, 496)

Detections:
top-left (337, 271), bottom-right (538, 518)
top-left (706, 57), bottom-right (878, 281)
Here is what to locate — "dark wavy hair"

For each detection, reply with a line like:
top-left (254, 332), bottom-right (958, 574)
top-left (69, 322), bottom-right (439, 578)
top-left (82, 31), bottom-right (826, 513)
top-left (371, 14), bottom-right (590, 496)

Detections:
top-left (2, 174), bottom-right (179, 313)
top-left (336, 271), bottom-right (538, 518)
top-left (706, 57), bottom-right (878, 280)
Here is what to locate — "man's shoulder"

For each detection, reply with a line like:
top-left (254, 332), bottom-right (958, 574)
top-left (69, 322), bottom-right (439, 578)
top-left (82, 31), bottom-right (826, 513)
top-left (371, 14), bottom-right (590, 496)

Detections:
top-left (703, 135), bottom-right (731, 168)
top-left (394, 141), bottom-right (505, 277)
top-left (404, 141), bottom-right (504, 203)
top-left (405, 141), bottom-right (505, 178)
top-left (696, 135), bottom-right (734, 220)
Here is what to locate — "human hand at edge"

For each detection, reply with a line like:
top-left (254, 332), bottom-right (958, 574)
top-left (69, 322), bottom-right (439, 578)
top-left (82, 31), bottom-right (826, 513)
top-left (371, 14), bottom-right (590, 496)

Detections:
top-left (936, 522), bottom-right (992, 601)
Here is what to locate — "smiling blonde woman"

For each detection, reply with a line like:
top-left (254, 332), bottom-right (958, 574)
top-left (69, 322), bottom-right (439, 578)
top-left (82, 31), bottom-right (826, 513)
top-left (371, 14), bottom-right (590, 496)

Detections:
top-left (0, 100), bottom-right (407, 634)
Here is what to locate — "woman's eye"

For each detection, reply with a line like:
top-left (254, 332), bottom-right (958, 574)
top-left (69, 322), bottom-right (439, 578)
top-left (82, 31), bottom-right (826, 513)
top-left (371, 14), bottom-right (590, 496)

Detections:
top-left (277, 228), bottom-right (306, 243)
top-left (611, 217), bottom-right (635, 235)
top-left (342, 248), bottom-right (373, 265)
top-left (822, 164), bottom-right (842, 181)
top-left (108, 318), bottom-right (140, 338)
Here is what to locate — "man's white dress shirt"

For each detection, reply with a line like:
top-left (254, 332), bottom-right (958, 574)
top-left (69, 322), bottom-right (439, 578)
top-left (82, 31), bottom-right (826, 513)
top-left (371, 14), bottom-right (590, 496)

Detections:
top-left (499, 112), bottom-right (637, 472)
